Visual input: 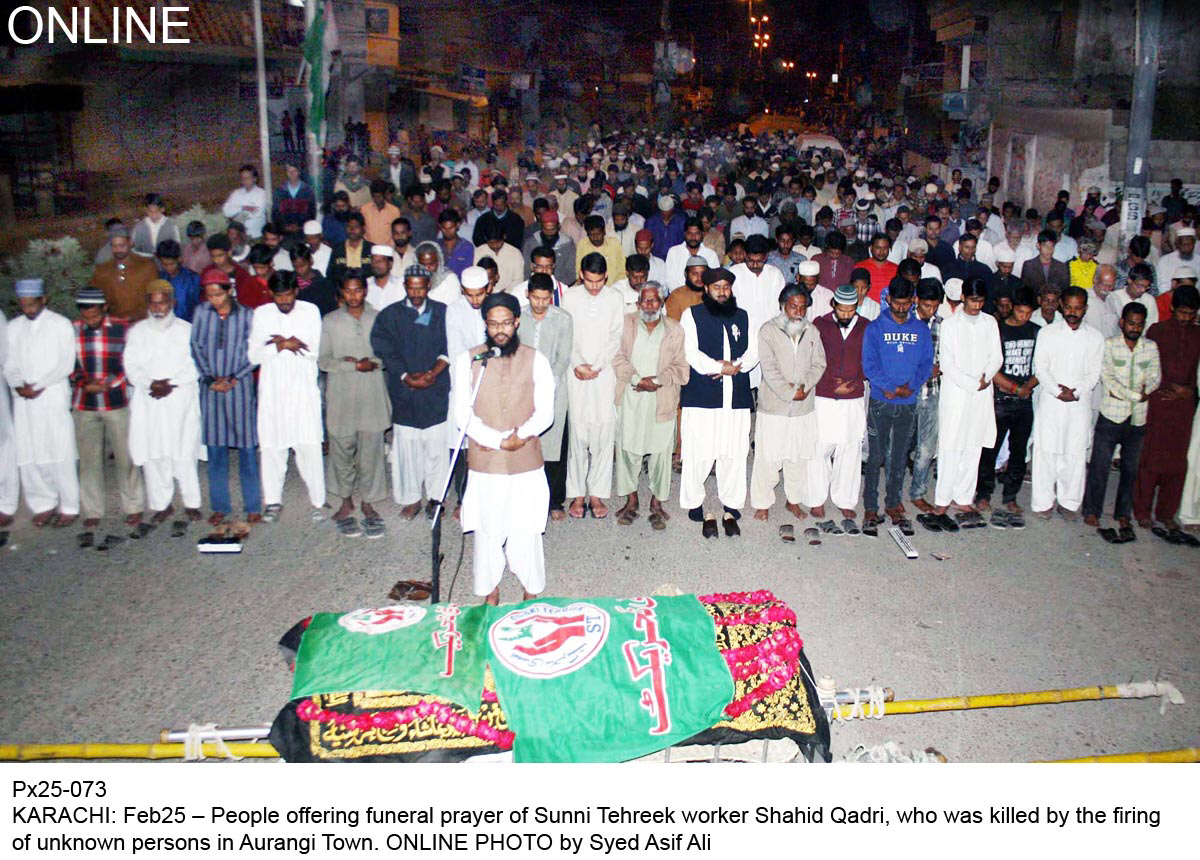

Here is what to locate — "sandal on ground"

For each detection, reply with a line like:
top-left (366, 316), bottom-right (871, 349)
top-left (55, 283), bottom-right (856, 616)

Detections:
top-left (841, 517), bottom-right (860, 536)
top-left (722, 515), bottom-right (741, 537)
top-left (336, 516), bottom-right (362, 538)
top-left (701, 518), bottom-right (719, 539)
top-left (779, 524), bottom-right (795, 542)
top-left (816, 519), bottom-right (845, 536)
top-left (128, 522), bottom-right (156, 540)
top-left (311, 507), bottom-right (328, 522)
top-left (170, 520), bottom-right (189, 538)
top-left (616, 507), bottom-right (639, 526)
top-left (955, 511), bottom-right (985, 529)
top-left (1151, 526), bottom-right (1183, 544)
top-left (77, 531), bottom-right (95, 549)
top-left (589, 500), bottom-right (609, 519)
top-left (916, 513), bottom-right (943, 532)
top-left (362, 517), bottom-right (386, 539)
top-left (1097, 527), bottom-right (1120, 544)
top-left (1116, 525), bottom-right (1136, 543)
top-left (894, 517), bottom-right (915, 537)
top-left (568, 500), bottom-right (587, 519)
top-left (1007, 512), bottom-right (1026, 529)
top-left (96, 534), bottom-right (124, 551)
top-left (1170, 528), bottom-right (1200, 548)
top-left (648, 511), bottom-right (667, 531)
top-left (990, 510), bottom-right (1010, 529)
top-left (388, 579), bottom-right (431, 601)
top-left (936, 513), bottom-right (960, 532)
top-left (804, 527), bottom-right (821, 546)
top-left (262, 504), bottom-right (283, 524)
top-left (861, 514), bottom-right (879, 538)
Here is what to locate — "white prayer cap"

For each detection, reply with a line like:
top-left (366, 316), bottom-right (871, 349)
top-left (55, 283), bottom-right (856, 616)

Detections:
top-left (14, 278), bottom-right (44, 298)
top-left (798, 261), bottom-right (820, 277)
top-left (554, 173), bottom-right (568, 180)
top-left (855, 169), bottom-right (867, 178)
top-left (993, 244), bottom-right (1016, 264)
top-left (1177, 226), bottom-right (1197, 238)
top-left (658, 195), bottom-right (676, 211)
top-left (387, 144), bottom-right (401, 155)
top-left (1173, 265), bottom-right (1197, 280)
top-left (370, 244), bottom-right (394, 258)
top-left (461, 266), bottom-right (489, 289)
top-left (1148, 204), bottom-right (1165, 215)
top-left (303, 219), bottom-right (323, 235)
top-left (943, 277), bottom-right (964, 301)
top-left (430, 145), bottom-right (445, 156)
top-left (925, 182), bottom-right (939, 195)
top-left (908, 238), bottom-right (928, 254)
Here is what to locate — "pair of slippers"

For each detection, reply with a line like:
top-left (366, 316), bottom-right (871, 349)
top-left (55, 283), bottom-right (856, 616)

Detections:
top-left (1151, 526), bottom-right (1200, 547)
top-left (388, 579), bottom-right (431, 601)
top-left (780, 525), bottom-right (823, 545)
top-left (917, 513), bottom-right (959, 532)
top-left (1098, 525), bottom-right (1137, 544)
top-left (815, 518), bottom-right (859, 537)
top-left (989, 510), bottom-right (1026, 529)
top-left (337, 516), bottom-right (386, 539)
top-left (77, 531), bottom-right (125, 551)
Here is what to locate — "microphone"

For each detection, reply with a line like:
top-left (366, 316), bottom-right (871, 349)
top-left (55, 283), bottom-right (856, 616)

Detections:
top-left (473, 346), bottom-right (502, 363)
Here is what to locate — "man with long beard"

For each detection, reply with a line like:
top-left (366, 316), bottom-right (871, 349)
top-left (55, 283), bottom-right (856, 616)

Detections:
top-left (124, 280), bottom-right (204, 525)
top-left (679, 267), bottom-right (758, 538)
top-left (612, 283), bottom-right (688, 530)
top-left (750, 284), bottom-right (826, 522)
top-left (454, 292), bottom-right (555, 605)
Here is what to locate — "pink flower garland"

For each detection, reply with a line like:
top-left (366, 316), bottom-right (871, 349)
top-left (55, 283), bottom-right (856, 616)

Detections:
top-left (296, 697), bottom-right (514, 750)
top-left (699, 591), bottom-right (806, 719)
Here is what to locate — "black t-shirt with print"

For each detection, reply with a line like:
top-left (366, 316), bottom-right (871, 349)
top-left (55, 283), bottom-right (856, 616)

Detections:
top-left (997, 320), bottom-right (1039, 401)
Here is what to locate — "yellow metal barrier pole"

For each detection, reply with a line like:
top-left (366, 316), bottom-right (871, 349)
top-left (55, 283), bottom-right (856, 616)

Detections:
top-left (1045, 747), bottom-right (1200, 763)
top-left (831, 684), bottom-right (1134, 720)
top-left (0, 743), bottom-right (280, 761)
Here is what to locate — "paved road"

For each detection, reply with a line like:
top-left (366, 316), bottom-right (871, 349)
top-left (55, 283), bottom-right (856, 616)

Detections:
top-left (1, 468), bottom-right (1196, 762)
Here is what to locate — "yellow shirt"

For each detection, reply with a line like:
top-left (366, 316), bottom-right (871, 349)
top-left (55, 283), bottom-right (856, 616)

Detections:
top-left (576, 236), bottom-right (626, 283)
top-left (1069, 258), bottom-right (1097, 288)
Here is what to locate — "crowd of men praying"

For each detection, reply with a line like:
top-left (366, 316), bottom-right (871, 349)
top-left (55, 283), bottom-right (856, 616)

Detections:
top-left (3, 125), bottom-right (1199, 571)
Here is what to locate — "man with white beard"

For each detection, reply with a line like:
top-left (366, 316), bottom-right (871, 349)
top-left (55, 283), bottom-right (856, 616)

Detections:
top-left (750, 284), bottom-right (826, 522)
top-left (931, 278), bottom-right (1002, 528)
top-left (1031, 287), bottom-right (1105, 520)
top-left (1156, 225), bottom-right (1195, 287)
top-left (248, 270), bottom-right (326, 522)
top-left (124, 280), bottom-right (203, 524)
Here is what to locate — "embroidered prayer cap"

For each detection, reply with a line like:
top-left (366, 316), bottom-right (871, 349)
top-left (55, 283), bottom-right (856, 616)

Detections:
top-left (15, 278), bottom-right (45, 298)
top-left (461, 266), bottom-right (489, 289)
top-left (303, 220), bottom-right (323, 235)
top-left (685, 255), bottom-right (710, 269)
top-left (833, 284), bottom-right (859, 305)
top-left (404, 264), bottom-right (432, 281)
top-left (370, 244), bottom-right (395, 258)
top-left (145, 278), bottom-right (174, 298)
top-left (701, 267), bottom-right (734, 286)
top-left (75, 286), bottom-right (106, 305)
top-left (855, 198), bottom-right (872, 211)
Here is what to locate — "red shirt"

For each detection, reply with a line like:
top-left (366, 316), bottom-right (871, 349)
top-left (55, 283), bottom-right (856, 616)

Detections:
top-left (860, 258), bottom-right (898, 302)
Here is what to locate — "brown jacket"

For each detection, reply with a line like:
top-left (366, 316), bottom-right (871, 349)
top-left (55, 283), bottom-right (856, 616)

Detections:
top-left (611, 313), bottom-right (689, 423)
top-left (90, 254), bottom-right (158, 321)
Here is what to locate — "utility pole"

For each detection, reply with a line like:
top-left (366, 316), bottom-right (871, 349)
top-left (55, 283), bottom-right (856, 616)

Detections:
top-left (252, 0), bottom-right (272, 192)
top-left (1120, 0), bottom-right (1163, 245)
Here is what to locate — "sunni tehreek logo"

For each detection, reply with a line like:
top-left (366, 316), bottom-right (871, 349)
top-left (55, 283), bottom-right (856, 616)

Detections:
top-left (339, 606), bottom-right (427, 635)
top-left (489, 603), bottom-right (610, 679)
top-left (7, 5), bottom-right (190, 45)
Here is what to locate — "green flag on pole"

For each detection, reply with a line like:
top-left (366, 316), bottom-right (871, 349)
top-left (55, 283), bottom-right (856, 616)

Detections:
top-left (301, 3), bottom-right (333, 145)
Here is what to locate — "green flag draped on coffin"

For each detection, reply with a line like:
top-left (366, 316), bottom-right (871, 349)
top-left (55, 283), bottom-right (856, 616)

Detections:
top-left (291, 604), bottom-right (490, 709)
top-left (485, 596), bottom-right (735, 762)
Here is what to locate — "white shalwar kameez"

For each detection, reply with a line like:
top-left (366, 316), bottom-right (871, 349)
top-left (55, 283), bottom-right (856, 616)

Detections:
top-left (124, 316), bottom-right (203, 511)
top-left (730, 262), bottom-right (785, 387)
top-left (934, 311), bottom-right (1003, 507)
top-left (678, 309), bottom-right (759, 511)
top-left (0, 314), bottom-right (18, 517)
top-left (454, 350), bottom-right (555, 596)
top-left (1031, 320), bottom-right (1104, 512)
top-left (3, 308), bottom-right (79, 515)
top-left (804, 396), bottom-right (866, 511)
top-left (247, 301), bottom-right (326, 508)
top-left (561, 286), bottom-right (624, 499)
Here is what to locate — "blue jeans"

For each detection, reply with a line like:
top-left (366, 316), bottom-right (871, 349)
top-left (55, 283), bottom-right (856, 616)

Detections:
top-left (909, 395), bottom-right (939, 502)
top-left (206, 445), bottom-right (262, 515)
top-left (864, 398), bottom-right (918, 513)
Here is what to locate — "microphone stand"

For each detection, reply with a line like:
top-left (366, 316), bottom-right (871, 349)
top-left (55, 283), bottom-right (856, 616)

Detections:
top-left (428, 352), bottom-right (492, 603)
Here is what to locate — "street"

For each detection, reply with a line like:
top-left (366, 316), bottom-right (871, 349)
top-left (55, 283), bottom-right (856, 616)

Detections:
top-left (1, 468), bottom-right (1195, 762)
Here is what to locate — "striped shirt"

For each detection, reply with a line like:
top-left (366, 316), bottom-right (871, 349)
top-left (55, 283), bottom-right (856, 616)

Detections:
top-left (1099, 334), bottom-right (1161, 426)
top-left (72, 315), bottom-right (130, 411)
top-left (190, 302), bottom-right (259, 447)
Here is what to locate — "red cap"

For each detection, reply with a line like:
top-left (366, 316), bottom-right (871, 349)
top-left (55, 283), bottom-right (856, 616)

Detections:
top-left (540, 210), bottom-right (560, 225)
top-left (635, 229), bottom-right (654, 243)
top-left (200, 266), bottom-right (232, 287)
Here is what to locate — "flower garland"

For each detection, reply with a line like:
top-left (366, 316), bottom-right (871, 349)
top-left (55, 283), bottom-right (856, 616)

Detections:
top-left (296, 697), bottom-right (514, 750)
top-left (699, 591), bottom-right (805, 719)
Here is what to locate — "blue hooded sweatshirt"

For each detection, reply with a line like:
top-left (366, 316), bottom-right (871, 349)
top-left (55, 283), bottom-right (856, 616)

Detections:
top-left (862, 309), bottom-right (934, 405)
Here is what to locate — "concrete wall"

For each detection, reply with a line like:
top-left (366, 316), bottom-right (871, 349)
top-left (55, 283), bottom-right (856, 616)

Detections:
top-left (1111, 139), bottom-right (1200, 184)
top-left (986, 107), bottom-right (1113, 211)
